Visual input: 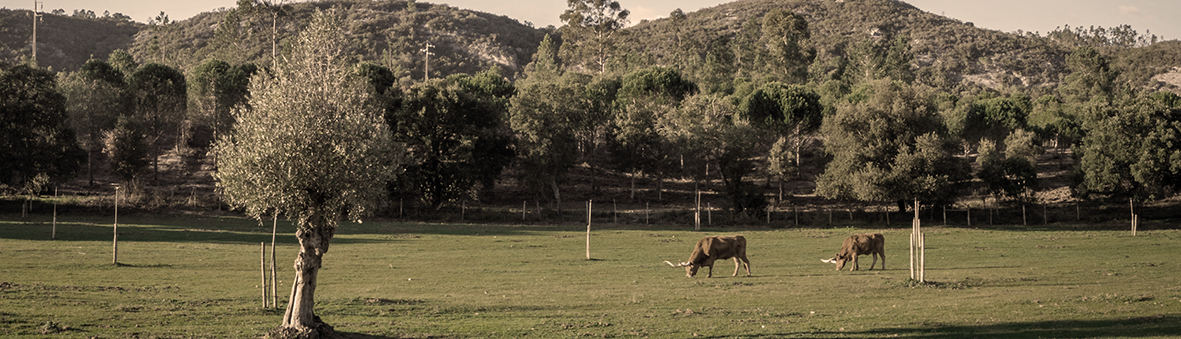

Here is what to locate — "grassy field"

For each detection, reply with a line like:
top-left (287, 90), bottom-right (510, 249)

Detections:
top-left (1, 212), bottom-right (1179, 338)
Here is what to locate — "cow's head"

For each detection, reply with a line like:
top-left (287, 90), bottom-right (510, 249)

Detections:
top-left (821, 254), bottom-right (848, 271)
top-left (665, 260), bottom-right (699, 277)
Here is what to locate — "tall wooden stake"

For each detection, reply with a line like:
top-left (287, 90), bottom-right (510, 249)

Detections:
top-left (270, 214), bottom-right (278, 307)
top-left (261, 242), bottom-right (268, 308)
top-left (52, 187), bottom-right (57, 240)
top-left (909, 232), bottom-right (915, 279)
top-left (113, 186), bottom-right (119, 265)
top-left (522, 201), bottom-right (526, 221)
top-left (586, 200), bottom-right (592, 260)
top-left (920, 233), bottom-right (926, 282)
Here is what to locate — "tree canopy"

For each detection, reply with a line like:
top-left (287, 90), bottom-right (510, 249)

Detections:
top-left (0, 62), bottom-right (85, 190)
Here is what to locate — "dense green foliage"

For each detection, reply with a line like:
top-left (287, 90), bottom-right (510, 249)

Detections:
top-left (4, 0), bottom-right (1181, 211)
top-left (815, 79), bottom-right (969, 205)
top-left (0, 62), bottom-right (84, 191)
top-left (214, 9), bottom-right (399, 228)
top-left (388, 69), bottom-right (515, 208)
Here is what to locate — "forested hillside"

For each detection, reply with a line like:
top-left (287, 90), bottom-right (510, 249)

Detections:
top-left (623, 0), bottom-right (1180, 94)
top-left (126, 0), bottom-right (549, 82)
top-left (0, 8), bottom-right (141, 72)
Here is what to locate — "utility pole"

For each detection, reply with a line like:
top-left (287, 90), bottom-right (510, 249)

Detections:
top-left (421, 42), bottom-right (434, 81)
top-left (31, 0), bottom-right (42, 67)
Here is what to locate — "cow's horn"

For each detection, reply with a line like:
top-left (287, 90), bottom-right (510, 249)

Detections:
top-left (820, 259), bottom-right (833, 263)
top-left (664, 261), bottom-right (678, 267)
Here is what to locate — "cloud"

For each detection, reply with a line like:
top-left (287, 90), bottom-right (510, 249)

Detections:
top-left (1118, 5), bottom-right (1141, 15)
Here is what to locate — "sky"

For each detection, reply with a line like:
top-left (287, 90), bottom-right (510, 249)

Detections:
top-left (5, 0), bottom-right (1179, 40)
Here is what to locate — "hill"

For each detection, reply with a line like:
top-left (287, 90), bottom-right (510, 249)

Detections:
top-left (622, 0), bottom-right (1179, 94)
top-left (2, 0), bottom-right (1176, 94)
top-left (125, 0), bottom-right (549, 81)
top-left (0, 8), bottom-right (141, 72)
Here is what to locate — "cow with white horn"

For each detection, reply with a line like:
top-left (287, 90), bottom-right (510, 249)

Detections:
top-left (822, 233), bottom-right (885, 271)
top-left (665, 235), bottom-right (751, 278)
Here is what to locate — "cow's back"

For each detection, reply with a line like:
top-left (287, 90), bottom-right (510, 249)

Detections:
top-left (842, 233), bottom-right (882, 255)
top-left (697, 235), bottom-right (746, 260)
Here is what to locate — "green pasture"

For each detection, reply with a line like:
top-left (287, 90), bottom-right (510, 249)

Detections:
top-left (1, 213), bottom-right (1179, 338)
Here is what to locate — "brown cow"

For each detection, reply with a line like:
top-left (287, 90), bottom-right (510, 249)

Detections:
top-left (665, 235), bottom-right (751, 278)
top-left (822, 233), bottom-right (884, 271)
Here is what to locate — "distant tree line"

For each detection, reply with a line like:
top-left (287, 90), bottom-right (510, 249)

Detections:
top-left (2, 0), bottom-right (1181, 217)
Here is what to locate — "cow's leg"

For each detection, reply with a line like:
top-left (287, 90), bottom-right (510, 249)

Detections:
top-left (737, 256), bottom-right (751, 276)
top-left (869, 253), bottom-right (877, 270)
top-left (880, 251), bottom-right (885, 270)
top-left (706, 264), bottom-right (713, 278)
top-left (850, 254), bottom-right (859, 271)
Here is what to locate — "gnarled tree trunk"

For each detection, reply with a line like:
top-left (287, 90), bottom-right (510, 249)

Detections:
top-left (271, 222), bottom-right (338, 339)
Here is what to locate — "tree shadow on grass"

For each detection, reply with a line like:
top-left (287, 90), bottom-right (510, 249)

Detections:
top-left (703, 314), bottom-right (1181, 339)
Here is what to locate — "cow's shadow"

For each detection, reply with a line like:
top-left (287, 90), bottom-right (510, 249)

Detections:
top-left (337, 332), bottom-right (397, 339)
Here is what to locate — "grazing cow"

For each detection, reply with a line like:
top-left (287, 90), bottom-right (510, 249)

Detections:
top-left (821, 233), bottom-right (885, 271)
top-left (665, 235), bottom-right (751, 278)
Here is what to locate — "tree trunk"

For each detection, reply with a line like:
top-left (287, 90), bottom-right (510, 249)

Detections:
top-left (550, 177), bottom-right (562, 215)
top-left (656, 171), bottom-right (664, 201)
top-left (273, 222), bottom-right (338, 339)
top-left (630, 173), bottom-right (636, 201)
top-left (87, 149), bottom-right (94, 186)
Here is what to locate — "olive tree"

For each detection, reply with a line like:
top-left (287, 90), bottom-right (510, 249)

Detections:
top-left (816, 80), bottom-right (969, 209)
top-left (213, 9), bottom-right (401, 338)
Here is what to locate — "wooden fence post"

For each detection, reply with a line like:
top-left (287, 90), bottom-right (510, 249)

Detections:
top-left (793, 205), bottom-right (798, 226)
top-left (113, 186), bottom-right (119, 265)
top-left (52, 187), bottom-right (57, 240)
top-left (586, 200), bottom-right (592, 260)
top-left (694, 191), bottom-right (700, 231)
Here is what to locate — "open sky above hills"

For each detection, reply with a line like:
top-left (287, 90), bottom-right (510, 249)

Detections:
top-left (12, 0), bottom-right (1181, 40)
